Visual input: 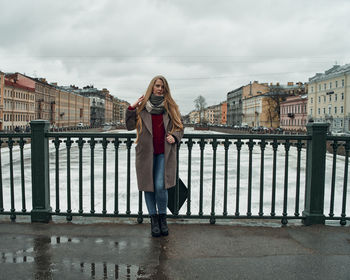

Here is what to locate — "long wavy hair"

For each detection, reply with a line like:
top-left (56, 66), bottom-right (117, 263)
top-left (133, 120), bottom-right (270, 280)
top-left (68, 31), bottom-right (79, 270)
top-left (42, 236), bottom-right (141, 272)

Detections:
top-left (135, 75), bottom-right (183, 143)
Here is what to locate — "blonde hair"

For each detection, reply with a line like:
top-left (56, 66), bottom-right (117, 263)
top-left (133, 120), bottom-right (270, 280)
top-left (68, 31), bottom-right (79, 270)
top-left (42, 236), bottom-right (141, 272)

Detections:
top-left (135, 75), bottom-right (183, 143)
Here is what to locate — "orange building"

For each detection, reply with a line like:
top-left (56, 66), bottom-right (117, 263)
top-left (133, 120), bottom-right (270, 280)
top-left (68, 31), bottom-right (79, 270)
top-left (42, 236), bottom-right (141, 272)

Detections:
top-left (221, 102), bottom-right (227, 124)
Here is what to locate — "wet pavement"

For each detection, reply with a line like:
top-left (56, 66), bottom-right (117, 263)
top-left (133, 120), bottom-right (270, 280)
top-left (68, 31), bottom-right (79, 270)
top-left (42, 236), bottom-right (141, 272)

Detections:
top-left (0, 218), bottom-right (349, 280)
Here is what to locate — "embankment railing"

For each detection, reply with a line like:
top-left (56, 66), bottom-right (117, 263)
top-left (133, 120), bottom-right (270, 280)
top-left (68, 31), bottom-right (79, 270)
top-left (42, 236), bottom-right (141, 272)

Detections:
top-left (0, 120), bottom-right (348, 225)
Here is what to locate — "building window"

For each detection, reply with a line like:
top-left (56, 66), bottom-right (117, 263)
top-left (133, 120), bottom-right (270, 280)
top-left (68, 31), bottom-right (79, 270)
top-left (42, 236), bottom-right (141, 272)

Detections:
top-left (341, 106), bottom-right (344, 113)
top-left (328, 105), bottom-right (331, 114)
top-left (311, 86), bottom-right (314, 93)
top-left (341, 120), bottom-right (343, 127)
top-left (329, 95), bottom-right (331, 102)
top-left (342, 79), bottom-right (344, 87)
top-left (335, 94), bottom-right (337, 101)
top-left (341, 93), bottom-right (344, 100)
top-left (324, 83), bottom-right (326, 90)
top-left (318, 96), bottom-right (320, 103)
top-left (318, 108), bottom-right (320, 115)
top-left (319, 84), bottom-right (321, 91)
top-left (310, 108), bottom-right (313, 115)
top-left (323, 108), bottom-right (325, 114)
top-left (311, 98), bottom-right (313, 104)
top-left (334, 107), bottom-right (337, 114)
top-left (336, 81), bottom-right (338, 87)
top-left (330, 82), bottom-right (332, 89)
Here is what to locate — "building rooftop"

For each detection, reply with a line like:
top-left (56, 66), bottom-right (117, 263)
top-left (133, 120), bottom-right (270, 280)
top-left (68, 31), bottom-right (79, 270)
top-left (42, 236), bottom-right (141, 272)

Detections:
top-left (309, 63), bottom-right (350, 83)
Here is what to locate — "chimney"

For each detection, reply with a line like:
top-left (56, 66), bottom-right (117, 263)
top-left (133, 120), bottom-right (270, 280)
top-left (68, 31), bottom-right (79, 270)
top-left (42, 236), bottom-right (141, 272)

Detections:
top-left (276, 82), bottom-right (280, 86)
top-left (51, 82), bottom-right (58, 86)
top-left (287, 82), bottom-right (294, 86)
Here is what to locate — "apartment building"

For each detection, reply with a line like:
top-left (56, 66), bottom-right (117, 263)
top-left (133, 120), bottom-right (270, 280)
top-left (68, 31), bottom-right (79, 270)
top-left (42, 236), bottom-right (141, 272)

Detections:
top-left (242, 81), bottom-right (305, 128)
top-left (71, 86), bottom-right (105, 126)
top-left (242, 81), bottom-right (269, 127)
top-left (4, 73), bottom-right (90, 128)
top-left (227, 86), bottom-right (243, 126)
top-left (54, 87), bottom-right (90, 127)
top-left (102, 88), bottom-right (113, 124)
top-left (308, 64), bottom-right (350, 132)
top-left (188, 110), bottom-right (199, 124)
top-left (0, 72), bottom-right (3, 130)
top-left (280, 95), bottom-right (308, 131)
top-left (204, 104), bottom-right (221, 125)
top-left (221, 102), bottom-right (227, 125)
top-left (0, 72), bottom-right (35, 131)
top-left (113, 98), bottom-right (129, 124)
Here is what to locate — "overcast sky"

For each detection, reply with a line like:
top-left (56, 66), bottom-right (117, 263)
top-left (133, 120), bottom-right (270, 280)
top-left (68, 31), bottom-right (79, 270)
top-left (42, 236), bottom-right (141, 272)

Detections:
top-left (1, 0), bottom-right (350, 114)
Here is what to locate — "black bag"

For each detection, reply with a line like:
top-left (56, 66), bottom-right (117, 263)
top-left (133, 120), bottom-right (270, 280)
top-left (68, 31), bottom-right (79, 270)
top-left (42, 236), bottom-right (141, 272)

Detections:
top-left (167, 178), bottom-right (188, 215)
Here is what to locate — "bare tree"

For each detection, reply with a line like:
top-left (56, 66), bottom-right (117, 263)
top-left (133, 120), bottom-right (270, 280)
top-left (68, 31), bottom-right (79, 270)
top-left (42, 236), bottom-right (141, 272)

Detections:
top-left (264, 86), bottom-right (290, 127)
top-left (194, 95), bottom-right (207, 124)
top-left (265, 97), bottom-right (279, 127)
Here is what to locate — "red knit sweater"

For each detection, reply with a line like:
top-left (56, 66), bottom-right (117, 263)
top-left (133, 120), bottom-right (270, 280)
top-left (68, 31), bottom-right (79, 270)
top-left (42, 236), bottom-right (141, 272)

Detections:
top-left (151, 114), bottom-right (165, 154)
top-left (128, 106), bottom-right (165, 154)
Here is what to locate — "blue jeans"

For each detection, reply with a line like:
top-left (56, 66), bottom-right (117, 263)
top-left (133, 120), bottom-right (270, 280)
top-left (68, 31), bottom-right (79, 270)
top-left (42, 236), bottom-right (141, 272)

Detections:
top-left (144, 154), bottom-right (168, 215)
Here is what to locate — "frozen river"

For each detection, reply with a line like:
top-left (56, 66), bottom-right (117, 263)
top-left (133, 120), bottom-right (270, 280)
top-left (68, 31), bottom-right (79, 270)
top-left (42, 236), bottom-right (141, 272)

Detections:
top-left (0, 128), bottom-right (349, 218)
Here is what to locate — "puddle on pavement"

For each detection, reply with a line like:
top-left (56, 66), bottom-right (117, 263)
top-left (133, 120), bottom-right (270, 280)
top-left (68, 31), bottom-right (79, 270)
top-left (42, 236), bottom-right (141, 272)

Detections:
top-left (63, 261), bottom-right (152, 279)
top-left (0, 235), bottom-right (155, 279)
top-left (1, 251), bottom-right (35, 264)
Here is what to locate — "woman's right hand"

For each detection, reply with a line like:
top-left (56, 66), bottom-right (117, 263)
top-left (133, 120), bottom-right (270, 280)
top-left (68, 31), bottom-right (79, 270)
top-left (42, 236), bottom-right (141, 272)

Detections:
top-left (131, 95), bottom-right (145, 108)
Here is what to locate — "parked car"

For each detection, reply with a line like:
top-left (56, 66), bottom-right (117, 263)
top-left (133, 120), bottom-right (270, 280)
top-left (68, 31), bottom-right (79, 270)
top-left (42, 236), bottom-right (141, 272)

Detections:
top-left (77, 123), bottom-right (84, 128)
top-left (14, 126), bottom-right (22, 133)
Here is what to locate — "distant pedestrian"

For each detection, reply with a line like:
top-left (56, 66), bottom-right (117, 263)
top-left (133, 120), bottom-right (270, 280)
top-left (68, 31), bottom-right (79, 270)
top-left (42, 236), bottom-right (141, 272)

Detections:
top-left (126, 75), bottom-right (184, 237)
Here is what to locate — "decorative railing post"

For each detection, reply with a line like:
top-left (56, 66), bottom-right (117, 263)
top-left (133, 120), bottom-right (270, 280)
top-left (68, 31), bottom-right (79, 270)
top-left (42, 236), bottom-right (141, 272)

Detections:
top-left (302, 122), bottom-right (329, 225)
top-left (30, 120), bottom-right (52, 222)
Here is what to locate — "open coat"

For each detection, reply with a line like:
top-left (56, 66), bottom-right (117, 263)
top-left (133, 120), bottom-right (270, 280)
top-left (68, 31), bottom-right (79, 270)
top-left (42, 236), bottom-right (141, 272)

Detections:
top-left (125, 108), bottom-right (184, 192)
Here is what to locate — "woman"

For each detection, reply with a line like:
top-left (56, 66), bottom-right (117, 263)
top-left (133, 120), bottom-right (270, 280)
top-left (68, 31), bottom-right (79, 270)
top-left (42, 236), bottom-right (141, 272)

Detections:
top-left (125, 75), bottom-right (184, 237)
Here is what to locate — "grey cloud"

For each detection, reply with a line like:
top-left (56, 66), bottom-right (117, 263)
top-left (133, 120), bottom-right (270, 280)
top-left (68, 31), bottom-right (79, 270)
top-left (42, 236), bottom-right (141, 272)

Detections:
top-left (1, 0), bottom-right (350, 114)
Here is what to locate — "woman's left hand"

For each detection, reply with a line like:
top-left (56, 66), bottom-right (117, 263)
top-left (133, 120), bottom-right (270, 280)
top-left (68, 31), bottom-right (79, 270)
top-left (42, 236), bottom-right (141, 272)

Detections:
top-left (166, 134), bottom-right (176, 144)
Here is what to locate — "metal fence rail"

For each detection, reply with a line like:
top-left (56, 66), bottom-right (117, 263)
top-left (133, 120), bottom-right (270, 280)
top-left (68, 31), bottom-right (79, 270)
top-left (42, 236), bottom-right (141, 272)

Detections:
top-left (0, 120), bottom-right (348, 225)
top-left (0, 133), bottom-right (32, 221)
top-left (325, 136), bottom-right (349, 225)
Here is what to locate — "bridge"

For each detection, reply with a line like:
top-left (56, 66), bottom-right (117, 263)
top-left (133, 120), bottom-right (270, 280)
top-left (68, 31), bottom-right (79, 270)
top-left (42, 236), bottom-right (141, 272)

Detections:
top-left (0, 120), bottom-right (349, 279)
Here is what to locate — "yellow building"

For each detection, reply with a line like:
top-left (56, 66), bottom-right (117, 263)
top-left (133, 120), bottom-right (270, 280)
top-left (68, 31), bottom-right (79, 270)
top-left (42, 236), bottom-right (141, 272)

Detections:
top-left (188, 110), bottom-right (200, 124)
top-left (55, 88), bottom-right (90, 127)
top-left (308, 64), bottom-right (350, 132)
top-left (204, 104), bottom-right (221, 124)
top-left (242, 81), bottom-right (269, 127)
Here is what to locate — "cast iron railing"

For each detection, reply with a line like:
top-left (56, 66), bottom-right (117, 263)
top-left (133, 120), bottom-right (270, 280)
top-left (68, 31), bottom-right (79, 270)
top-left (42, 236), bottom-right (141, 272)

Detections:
top-left (0, 120), bottom-right (348, 225)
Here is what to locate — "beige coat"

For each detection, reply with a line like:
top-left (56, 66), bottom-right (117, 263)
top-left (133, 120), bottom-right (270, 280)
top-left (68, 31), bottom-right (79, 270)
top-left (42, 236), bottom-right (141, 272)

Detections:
top-left (125, 108), bottom-right (184, 192)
